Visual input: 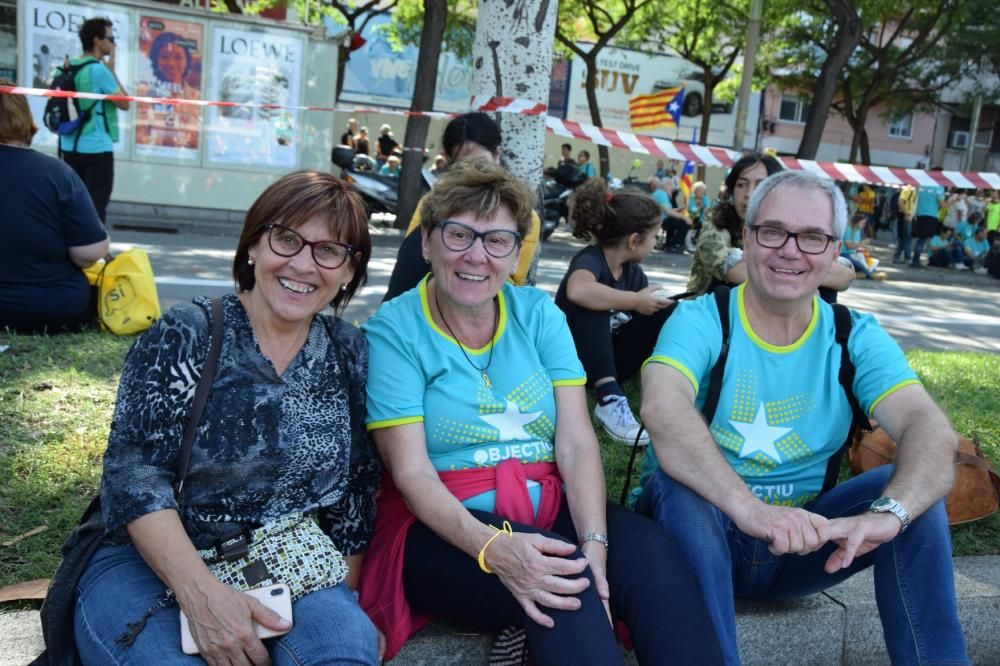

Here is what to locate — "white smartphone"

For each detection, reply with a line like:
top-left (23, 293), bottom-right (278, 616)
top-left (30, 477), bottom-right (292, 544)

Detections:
top-left (180, 583), bottom-right (294, 655)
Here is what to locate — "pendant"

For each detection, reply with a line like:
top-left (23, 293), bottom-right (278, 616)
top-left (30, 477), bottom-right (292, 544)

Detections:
top-left (482, 372), bottom-right (492, 390)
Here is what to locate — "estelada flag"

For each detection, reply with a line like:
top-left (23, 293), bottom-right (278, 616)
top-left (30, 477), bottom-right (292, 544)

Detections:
top-left (629, 86), bottom-right (685, 131)
top-left (679, 161), bottom-right (695, 201)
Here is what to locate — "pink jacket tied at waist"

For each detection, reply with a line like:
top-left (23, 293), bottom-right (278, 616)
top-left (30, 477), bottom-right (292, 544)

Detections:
top-left (358, 458), bottom-right (563, 660)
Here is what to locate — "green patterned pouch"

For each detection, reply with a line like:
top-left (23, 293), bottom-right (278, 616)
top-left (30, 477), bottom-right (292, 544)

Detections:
top-left (198, 514), bottom-right (347, 600)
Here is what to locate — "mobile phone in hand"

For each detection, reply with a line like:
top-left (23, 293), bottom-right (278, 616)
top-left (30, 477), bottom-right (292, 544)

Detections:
top-left (180, 583), bottom-right (293, 655)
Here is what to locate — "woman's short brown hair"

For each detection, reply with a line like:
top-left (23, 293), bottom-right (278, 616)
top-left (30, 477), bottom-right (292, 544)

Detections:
top-left (418, 159), bottom-right (534, 237)
top-left (232, 171), bottom-right (371, 314)
top-left (0, 81), bottom-right (38, 145)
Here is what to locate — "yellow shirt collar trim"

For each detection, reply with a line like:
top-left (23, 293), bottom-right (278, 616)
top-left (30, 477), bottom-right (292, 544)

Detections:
top-left (737, 283), bottom-right (819, 354)
top-left (419, 275), bottom-right (507, 354)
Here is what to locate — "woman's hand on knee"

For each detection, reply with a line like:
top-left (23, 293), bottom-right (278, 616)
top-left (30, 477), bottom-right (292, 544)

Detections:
top-left (183, 581), bottom-right (289, 666)
top-left (487, 533), bottom-right (589, 628)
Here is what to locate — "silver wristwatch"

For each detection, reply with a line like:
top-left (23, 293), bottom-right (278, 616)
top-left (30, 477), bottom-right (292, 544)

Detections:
top-left (869, 497), bottom-right (910, 533)
top-left (580, 532), bottom-right (609, 550)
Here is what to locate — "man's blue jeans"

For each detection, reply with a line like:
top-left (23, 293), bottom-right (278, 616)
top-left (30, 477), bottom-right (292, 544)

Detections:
top-left (639, 465), bottom-right (968, 665)
top-left (75, 544), bottom-right (379, 665)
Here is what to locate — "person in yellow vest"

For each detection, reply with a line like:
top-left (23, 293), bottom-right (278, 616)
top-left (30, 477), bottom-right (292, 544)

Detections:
top-left (383, 112), bottom-right (539, 301)
top-left (892, 184), bottom-right (917, 264)
top-left (60, 17), bottom-right (130, 225)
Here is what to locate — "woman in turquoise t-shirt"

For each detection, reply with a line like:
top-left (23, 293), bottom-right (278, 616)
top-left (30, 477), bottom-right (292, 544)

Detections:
top-left (577, 150), bottom-right (596, 179)
top-left (841, 212), bottom-right (876, 278)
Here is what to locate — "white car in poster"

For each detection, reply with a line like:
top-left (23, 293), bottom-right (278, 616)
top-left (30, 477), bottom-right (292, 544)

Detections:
top-left (652, 71), bottom-right (734, 118)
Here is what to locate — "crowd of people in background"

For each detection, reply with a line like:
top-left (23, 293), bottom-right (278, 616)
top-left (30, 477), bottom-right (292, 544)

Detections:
top-left (551, 142), bottom-right (1000, 280)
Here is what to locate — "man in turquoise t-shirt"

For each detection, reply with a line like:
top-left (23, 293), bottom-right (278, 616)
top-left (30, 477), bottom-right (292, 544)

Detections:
top-left (638, 170), bottom-right (967, 665)
top-left (60, 17), bottom-right (130, 225)
top-left (963, 226), bottom-right (990, 272)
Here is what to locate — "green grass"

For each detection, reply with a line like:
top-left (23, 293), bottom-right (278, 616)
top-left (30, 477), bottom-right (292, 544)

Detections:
top-left (596, 350), bottom-right (1000, 556)
top-left (0, 331), bottom-right (997, 597)
top-left (0, 332), bottom-right (132, 591)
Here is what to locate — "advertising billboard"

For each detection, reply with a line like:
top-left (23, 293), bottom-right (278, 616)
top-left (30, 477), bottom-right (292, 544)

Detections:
top-left (134, 15), bottom-right (204, 160)
top-left (565, 43), bottom-right (759, 149)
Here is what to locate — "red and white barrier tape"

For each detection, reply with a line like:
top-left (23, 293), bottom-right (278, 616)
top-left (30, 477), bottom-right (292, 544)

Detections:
top-left (4, 85), bottom-right (998, 189)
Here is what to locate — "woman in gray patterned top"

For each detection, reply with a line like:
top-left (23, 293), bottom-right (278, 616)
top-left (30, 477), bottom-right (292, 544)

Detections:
top-left (74, 172), bottom-right (381, 665)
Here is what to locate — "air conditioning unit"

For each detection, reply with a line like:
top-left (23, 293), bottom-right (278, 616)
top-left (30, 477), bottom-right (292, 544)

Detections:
top-left (950, 131), bottom-right (970, 149)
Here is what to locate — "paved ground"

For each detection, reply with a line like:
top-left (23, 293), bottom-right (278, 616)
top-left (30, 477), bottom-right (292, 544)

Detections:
top-left (106, 221), bottom-right (1000, 352)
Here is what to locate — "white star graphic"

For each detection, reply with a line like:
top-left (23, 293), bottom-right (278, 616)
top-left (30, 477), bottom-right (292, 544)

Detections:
top-left (730, 402), bottom-right (791, 462)
top-left (479, 400), bottom-right (543, 441)
top-left (668, 101), bottom-right (680, 114)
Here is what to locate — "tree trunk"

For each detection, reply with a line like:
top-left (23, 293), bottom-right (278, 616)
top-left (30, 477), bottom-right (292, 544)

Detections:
top-left (859, 128), bottom-right (871, 165)
top-left (335, 46), bottom-right (349, 103)
top-left (472, 0), bottom-right (559, 283)
top-left (797, 0), bottom-right (860, 160)
top-left (395, 0), bottom-right (447, 230)
top-left (580, 54), bottom-right (610, 177)
top-left (698, 70), bottom-right (715, 145)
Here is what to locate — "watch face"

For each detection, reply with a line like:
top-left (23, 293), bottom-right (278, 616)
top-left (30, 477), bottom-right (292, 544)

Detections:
top-left (871, 498), bottom-right (892, 511)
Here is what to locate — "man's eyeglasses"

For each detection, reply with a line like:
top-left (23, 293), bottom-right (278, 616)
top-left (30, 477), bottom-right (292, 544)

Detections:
top-left (749, 225), bottom-right (836, 255)
top-left (103, 35), bottom-right (116, 44)
top-left (265, 224), bottom-right (354, 269)
top-left (438, 220), bottom-right (522, 258)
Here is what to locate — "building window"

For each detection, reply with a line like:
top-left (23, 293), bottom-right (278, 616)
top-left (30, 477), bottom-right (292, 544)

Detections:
top-left (888, 114), bottom-right (913, 139)
top-left (778, 95), bottom-right (810, 124)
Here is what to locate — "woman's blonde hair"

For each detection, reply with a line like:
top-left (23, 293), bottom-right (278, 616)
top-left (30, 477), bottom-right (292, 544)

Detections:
top-left (419, 159), bottom-right (534, 237)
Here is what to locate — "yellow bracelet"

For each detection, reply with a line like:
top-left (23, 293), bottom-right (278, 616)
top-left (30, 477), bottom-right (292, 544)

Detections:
top-left (477, 521), bottom-right (513, 574)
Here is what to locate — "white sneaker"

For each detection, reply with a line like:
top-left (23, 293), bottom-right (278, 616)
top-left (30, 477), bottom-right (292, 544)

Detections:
top-left (594, 395), bottom-right (649, 445)
top-left (974, 267), bottom-right (988, 274)
top-left (954, 264), bottom-right (968, 270)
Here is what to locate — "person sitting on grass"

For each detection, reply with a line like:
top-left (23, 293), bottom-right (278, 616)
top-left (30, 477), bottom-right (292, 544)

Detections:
top-left (555, 178), bottom-right (673, 445)
top-left (637, 169), bottom-right (968, 666)
top-left (0, 82), bottom-right (109, 334)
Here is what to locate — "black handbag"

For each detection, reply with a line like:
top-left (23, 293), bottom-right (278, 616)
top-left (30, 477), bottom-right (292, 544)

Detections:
top-left (32, 298), bottom-right (224, 666)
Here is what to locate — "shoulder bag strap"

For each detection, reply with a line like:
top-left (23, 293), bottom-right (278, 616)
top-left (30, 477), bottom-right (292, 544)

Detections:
top-left (174, 298), bottom-right (225, 497)
top-left (821, 303), bottom-right (871, 494)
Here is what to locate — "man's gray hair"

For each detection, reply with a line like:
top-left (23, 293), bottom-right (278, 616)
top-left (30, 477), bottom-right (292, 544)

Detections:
top-left (745, 170), bottom-right (848, 239)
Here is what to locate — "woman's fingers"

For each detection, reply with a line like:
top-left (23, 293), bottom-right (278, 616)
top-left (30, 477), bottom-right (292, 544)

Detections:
top-left (519, 598), bottom-right (555, 629)
top-left (538, 573), bottom-right (590, 596)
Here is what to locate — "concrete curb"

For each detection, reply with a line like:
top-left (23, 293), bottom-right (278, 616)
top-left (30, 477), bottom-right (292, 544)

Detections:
top-left (3, 556), bottom-right (997, 665)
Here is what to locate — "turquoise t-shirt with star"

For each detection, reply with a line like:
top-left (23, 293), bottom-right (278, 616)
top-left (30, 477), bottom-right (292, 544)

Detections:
top-left (364, 277), bottom-right (586, 514)
top-left (639, 283), bottom-right (919, 507)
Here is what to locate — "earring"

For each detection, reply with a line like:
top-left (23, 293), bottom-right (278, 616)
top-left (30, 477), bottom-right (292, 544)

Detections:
top-left (422, 254), bottom-right (430, 264)
top-left (247, 256), bottom-right (255, 266)
top-left (340, 284), bottom-right (347, 292)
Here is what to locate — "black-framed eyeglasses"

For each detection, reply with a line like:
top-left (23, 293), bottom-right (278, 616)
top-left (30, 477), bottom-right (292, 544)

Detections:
top-left (265, 224), bottom-right (354, 269)
top-left (749, 225), bottom-right (837, 255)
top-left (438, 220), bottom-right (522, 258)
top-left (103, 35), bottom-right (115, 44)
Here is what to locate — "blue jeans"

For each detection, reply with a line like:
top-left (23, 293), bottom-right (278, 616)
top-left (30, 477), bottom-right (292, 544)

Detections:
top-left (893, 215), bottom-right (912, 261)
top-left (75, 544), bottom-right (378, 665)
top-left (639, 465), bottom-right (968, 666)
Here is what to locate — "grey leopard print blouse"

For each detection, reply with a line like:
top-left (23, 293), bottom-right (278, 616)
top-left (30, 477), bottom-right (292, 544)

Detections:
top-left (99, 294), bottom-right (379, 555)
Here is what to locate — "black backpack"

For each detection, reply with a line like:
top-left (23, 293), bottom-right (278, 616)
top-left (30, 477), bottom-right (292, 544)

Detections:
top-left (42, 60), bottom-right (99, 150)
top-left (620, 285), bottom-right (871, 505)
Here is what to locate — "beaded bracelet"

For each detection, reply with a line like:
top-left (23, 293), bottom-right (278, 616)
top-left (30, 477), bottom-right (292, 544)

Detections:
top-left (477, 521), bottom-right (513, 574)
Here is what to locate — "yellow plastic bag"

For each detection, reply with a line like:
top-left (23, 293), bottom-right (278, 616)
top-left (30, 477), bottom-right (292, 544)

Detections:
top-left (83, 249), bottom-right (161, 335)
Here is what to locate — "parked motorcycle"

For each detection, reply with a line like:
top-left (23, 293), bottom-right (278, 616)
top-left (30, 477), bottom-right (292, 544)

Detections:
top-left (541, 163), bottom-right (586, 240)
top-left (331, 146), bottom-right (402, 216)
